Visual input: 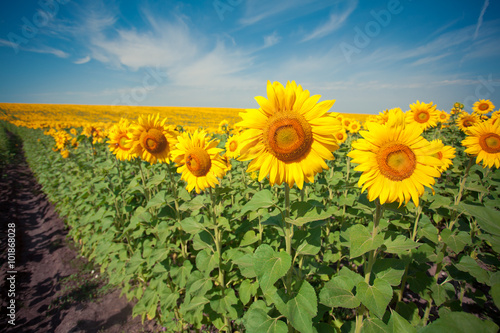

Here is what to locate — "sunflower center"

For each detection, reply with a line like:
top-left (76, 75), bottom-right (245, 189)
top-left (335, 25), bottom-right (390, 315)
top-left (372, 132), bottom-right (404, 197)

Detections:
top-left (141, 129), bottom-right (168, 154)
top-left (264, 112), bottom-right (313, 162)
top-left (185, 147), bottom-right (212, 177)
top-left (336, 133), bottom-right (344, 141)
top-left (479, 133), bottom-right (500, 153)
top-left (463, 120), bottom-right (473, 127)
top-left (478, 103), bottom-right (489, 111)
top-left (229, 140), bottom-right (238, 152)
top-left (415, 110), bottom-right (430, 123)
top-left (377, 143), bottom-right (417, 181)
top-left (118, 134), bottom-right (130, 150)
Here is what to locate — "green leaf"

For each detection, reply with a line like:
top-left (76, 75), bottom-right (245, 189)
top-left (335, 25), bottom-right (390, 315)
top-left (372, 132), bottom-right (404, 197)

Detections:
top-left (243, 307), bottom-right (288, 333)
top-left (458, 203), bottom-right (500, 236)
top-left (239, 279), bottom-right (255, 305)
top-left (287, 281), bottom-right (317, 333)
top-left (145, 190), bottom-right (166, 210)
top-left (240, 190), bottom-right (275, 215)
top-left (440, 229), bottom-right (469, 254)
top-left (382, 232), bottom-right (420, 255)
top-left (362, 317), bottom-right (390, 333)
top-left (179, 194), bottom-right (207, 212)
top-left (147, 171), bottom-right (166, 187)
top-left (319, 275), bottom-right (360, 309)
top-left (388, 310), bottom-right (416, 333)
top-left (454, 256), bottom-right (491, 285)
top-left (372, 258), bottom-right (406, 286)
top-left (338, 266), bottom-right (364, 286)
top-left (180, 296), bottom-right (209, 314)
top-left (180, 216), bottom-right (205, 234)
top-left (196, 248), bottom-right (218, 275)
top-left (286, 206), bottom-right (334, 227)
top-left (430, 282), bottom-right (455, 306)
top-left (348, 224), bottom-right (384, 259)
top-left (419, 311), bottom-right (498, 333)
top-left (417, 215), bottom-right (438, 244)
top-left (210, 289), bottom-right (239, 319)
top-left (253, 244), bottom-right (291, 293)
top-left (240, 230), bottom-right (260, 247)
top-left (295, 227), bottom-right (322, 256)
top-left (186, 271), bottom-right (213, 298)
top-left (491, 283), bottom-right (500, 310)
top-left (234, 253), bottom-right (256, 278)
top-left (356, 278), bottom-right (393, 319)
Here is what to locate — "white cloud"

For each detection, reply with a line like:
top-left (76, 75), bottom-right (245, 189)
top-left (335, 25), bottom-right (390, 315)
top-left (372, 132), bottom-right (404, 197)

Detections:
top-left (301, 0), bottom-right (358, 42)
top-left (74, 56), bottom-right (91, 64)
top-left (263, 31), bottom-right (281, 48)
top-left (474, 0), bottom-right (490, 40)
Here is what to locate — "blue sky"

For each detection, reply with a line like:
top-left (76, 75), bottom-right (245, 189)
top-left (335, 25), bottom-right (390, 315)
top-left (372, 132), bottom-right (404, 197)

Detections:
top-left (0, 0), bottom-right (499, 114)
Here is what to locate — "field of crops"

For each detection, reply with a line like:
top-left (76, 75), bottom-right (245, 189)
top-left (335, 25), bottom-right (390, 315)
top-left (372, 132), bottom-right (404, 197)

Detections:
top-left (1, 81), bottom-right (500, 333)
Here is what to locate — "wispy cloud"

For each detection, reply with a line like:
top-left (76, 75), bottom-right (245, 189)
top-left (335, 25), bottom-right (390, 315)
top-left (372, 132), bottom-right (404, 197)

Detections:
top-left (263, 31), bottom-right (281, 48)
top-left (301, 0), bottom-right (358, 42)
top-left (474, 0), bottom-right (490, 40)
top-left (74, 56), bottom-right (91, 64)
top-left (0, 38), bottom-right (69, 58)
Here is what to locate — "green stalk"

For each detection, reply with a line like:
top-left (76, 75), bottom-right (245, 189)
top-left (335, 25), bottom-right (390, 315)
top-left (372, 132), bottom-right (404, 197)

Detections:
top-left (284, 183), bottom-right (294, 333)
top-left (450, 156), bottom-right (474, 230)
top-left (168, 163), bottom-right (187, 259)
top-left (209, 187), bottom-right (231, 333)
top-left (137, 159), bottom-right (150, 201)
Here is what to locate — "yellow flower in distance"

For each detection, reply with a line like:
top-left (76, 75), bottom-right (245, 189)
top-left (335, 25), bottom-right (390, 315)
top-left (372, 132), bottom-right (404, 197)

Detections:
top-left (334, 129), bottom-right (348, 145)
top-left (108, 118), bottom-right (136, 161)
top-left (128, 114), bottom-right (177, 164)
top-left (429, 139), bottom-right (455, 172)
top-left (172, 129), bottom-right (227, 193)
top-left (462, 119), bottom-right (500, 168)
top-left (457, 112), bottom-right (481, 132)
top-left (348, 121), bottom-right (443, 207)
top-left (472, 99), bottom-right (495, 115)
top-left (406, 100), bottom-right (439, 130)
top-left (225, 133), bottom-right (241, 159)
top-left (237, 80), bottom-right (342, 189)
top-left (438, 110), bottom-right (450, 123)
top-left (348, 121), bottom-right (361, 133)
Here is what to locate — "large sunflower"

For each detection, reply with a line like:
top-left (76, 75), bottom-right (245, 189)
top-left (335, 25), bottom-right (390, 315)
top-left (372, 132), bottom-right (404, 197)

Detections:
top-left (456, 112), bottom-right (481, 132)
top-left (128, 114), bottom-right (177, 164)
top-left (348, 121), bottom-right (443, 206)
top-left (405, 101), bottom-right (439, 130)
top-left (236, 80), bottom-right (342, 189)
top-left (462, 120), bottom-right (500, 168)
top-left (108, 118), bottom-right (136, 161)
top-left (171, 129), bottom-right (227, 193)
top-left (472, 99), bottom-right (495, 115)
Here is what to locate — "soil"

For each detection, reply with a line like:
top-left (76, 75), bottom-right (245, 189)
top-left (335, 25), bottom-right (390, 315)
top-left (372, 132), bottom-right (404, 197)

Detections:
top-left (0, 137), bottom-right (162, 333)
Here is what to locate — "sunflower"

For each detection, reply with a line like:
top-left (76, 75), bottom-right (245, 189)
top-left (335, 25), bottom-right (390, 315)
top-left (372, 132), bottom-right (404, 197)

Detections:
top-left (225, 133), bottom-right (241, 159)
top-left (472, 99), bottom-right (495, 115)
top-left (171, 129), bottom-right (227, 193)
top-left (492, 110), bottom-right (500, 125)
top-left (218, 119), bottom-right (230, 134)
top-left (334, 129), bottom-right (348, 145)
top-left (462, 120), bottom-right (500, 168)
top-left (342, 118), bottom-right (353, 130)
top-left (456, 112), bottom-right (481, 132)
top-left (236, 80), bottom-right (342, 189)
top-left (429, 139), bottom-right (455, 172)
top-left (108, 118), bottom-right (136, 161)
top-left (348, 121), bottom-right (443, 206)
top-left (128, 114), bottom-right (177, 164)
top-left (348, 121), bottom-right (361, 133)
top-left (405, 101), bottom-right (439, 130)
top-left (437, 110), bottom-right (450, 123)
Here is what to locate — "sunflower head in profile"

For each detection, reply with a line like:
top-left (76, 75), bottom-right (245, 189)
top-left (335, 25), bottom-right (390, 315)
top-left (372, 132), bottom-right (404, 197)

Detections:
top-left (128, 114), bottom-right (177, 164)
top-left (429, 139), bottom-right (455, 172)
top-left (457, 112), bottom-right (481, 132)
top-left (225, 133), bottom-right (241, 159)
top-left (108, 118), bottom-right (136, 161)
top-left (236, 80), bottom-right (342, 189)
top-left (348, 118), bottom-right (443, 207)
top-left (171, 129), bottom-right (227, 193)
top-left (462, 119), bottom-right (500, 169)
top-left (472, 99), bottom-right (495, 115)
top-left (405, 100), bottom-right (439, 130)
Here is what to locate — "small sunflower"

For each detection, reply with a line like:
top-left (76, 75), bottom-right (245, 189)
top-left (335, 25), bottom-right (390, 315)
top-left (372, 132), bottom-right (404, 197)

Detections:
top-left (172, 129), bottom-right (227, 193)
top-left (342, 118), bottom-right (353, 130)
top-left (462, 120), bottom-right (500, 168)
top-left (334, 129), bottom-right (348, 145)
top-left (429, 139), bottom-right (455, 172)
top-left (237, 80), bottom-right (342, 189)
top-left (348, 121), bottom-right (361, 133)
top-left (405, 101), bottom-right (439, 130)
top-left (128, 114), bottom-right (177, 164)
top-left (348, 121), bottom-right (443, 207)
top-left (457, 112), bottom-right (481, 132)
top-left (225, 133), bottom-right (241, 159)
top-left (437, 110), bottom-right (450, 123)
top-left (472, 99), bottom-right (495, 115)
top-left (109, 118), bottom-right (136, 161)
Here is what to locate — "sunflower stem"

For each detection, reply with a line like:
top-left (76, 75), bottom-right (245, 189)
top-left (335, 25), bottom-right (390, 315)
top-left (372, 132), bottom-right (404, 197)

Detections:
top-left (454, 156), bottom-right (473, 206)
top-left (137, 159), bottom-right (150, 201)
top-left (364, 200), bottom-right (383, 284)
top-left (168, 163), bottom-right (188, 259)
top-left (284, 183), bottom-right (294, 332)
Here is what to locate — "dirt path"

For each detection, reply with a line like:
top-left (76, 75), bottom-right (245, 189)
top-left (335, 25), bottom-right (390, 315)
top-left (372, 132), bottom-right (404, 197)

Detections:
top-left (0, 138), bottom-right (159, 333)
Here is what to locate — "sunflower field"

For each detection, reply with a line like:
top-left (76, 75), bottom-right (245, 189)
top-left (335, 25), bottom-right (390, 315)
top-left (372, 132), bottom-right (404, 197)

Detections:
top-left (1, 81), bottom-right (500, 333)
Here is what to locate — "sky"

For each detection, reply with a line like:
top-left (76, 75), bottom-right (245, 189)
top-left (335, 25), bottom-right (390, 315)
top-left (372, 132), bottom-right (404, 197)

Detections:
top-left (0, 0), bottom-right (499, 114)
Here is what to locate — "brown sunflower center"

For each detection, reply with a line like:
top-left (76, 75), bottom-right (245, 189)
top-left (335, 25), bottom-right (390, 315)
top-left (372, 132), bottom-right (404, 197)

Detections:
top-left (478, 103), bottom-right (489, 111)
top-left (463, 119), bottom-right (474, 127)
top-left (377, 143), bottom-right (417, 181)
top-left (140, 128), bottom-right (168, 154)
top-left (229, 140), bottom-right (238, 152)
top-left (263, 112), bottom-right (313, 162)
top-left (479, 133), bottom-right (500, 153)
top-left (336, 133), bottom-right (345, 141)
top-left (118, 134), bottom-right (130, 151)
top-left (415, 110), bottom-right (430, 123)
top-left (185, 147), bottom-right (212, 177)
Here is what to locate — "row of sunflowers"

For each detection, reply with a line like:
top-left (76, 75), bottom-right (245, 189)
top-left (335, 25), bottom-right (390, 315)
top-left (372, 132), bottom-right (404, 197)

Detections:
top-left (2, 81), bottom-right (500, 333)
